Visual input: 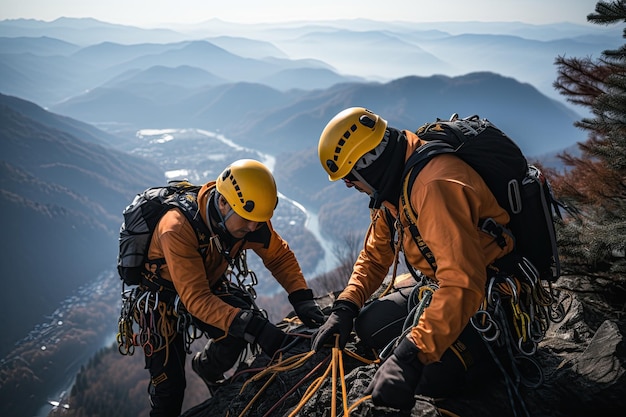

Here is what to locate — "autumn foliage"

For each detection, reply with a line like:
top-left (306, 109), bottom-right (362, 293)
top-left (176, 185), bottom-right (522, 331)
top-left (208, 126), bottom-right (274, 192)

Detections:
top-left (549, 0), bottom-right (626, 276)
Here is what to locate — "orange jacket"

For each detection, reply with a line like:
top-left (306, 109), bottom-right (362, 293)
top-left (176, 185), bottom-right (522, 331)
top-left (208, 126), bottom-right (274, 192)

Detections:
top-left (147, 181), bottom-right (309, 334)
top-left (338, 130), bottom-right (514, 364)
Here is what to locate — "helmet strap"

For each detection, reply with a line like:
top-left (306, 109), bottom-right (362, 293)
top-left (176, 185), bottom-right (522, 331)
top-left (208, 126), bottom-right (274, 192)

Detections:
top-left (351, 169), bottom-right (381, 208)
top-left (207, 189), bottom-right (247, 267)
top-left (211, 191), bottom-right (235, 233)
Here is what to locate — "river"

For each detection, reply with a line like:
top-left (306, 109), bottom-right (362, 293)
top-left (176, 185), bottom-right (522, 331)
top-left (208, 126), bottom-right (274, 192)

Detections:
top-left (134, 127), bottom-right (338, 275)
top-left (279, 194), bottom-right (339, 275)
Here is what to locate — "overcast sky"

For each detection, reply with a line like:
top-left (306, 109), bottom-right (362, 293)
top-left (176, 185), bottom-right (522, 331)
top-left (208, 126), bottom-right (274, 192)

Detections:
top-left (1, 0), bottom-right (599, 27)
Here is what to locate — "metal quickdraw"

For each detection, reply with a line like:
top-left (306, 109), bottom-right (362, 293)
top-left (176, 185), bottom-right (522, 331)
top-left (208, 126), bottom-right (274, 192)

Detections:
top-left (171, 294), bottom-right (204, 354)
top-left (469, 256), bottom-right (567, 417)
top-left (117, 285), bottom-right (141, 356)
top-left (227, 250), bottom-right (266, 316)
top-left (116, 283), bottom-right (206, 364)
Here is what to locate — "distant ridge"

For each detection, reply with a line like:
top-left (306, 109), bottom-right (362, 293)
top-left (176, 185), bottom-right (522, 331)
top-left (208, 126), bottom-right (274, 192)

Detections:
top-left (0, 93), bottom-right (163, 352)
top-left (1, 17), bottom-right (617, 109)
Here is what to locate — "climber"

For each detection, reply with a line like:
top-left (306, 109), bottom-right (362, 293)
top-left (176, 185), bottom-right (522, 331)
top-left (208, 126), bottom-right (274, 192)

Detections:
top-left (312, 108), bottom-right (516, 411)
top-left (136, 159), bottom-right (325, 417)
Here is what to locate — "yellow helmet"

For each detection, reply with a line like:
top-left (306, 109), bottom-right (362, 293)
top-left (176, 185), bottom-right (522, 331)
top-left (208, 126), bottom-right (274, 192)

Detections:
top-left (318, 107), bottom-right (387, 181)
top-left (216, 159), bottom-right (278, 222)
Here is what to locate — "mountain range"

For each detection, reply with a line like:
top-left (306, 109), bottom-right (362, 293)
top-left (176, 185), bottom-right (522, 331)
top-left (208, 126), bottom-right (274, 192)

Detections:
top-left (0, 16), bottom-right (599, 358)
top-left (1, 17), bottom-right (621, 106)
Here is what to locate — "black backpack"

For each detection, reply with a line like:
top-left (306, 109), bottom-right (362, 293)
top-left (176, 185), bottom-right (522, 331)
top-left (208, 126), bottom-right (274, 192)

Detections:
top-left (117, 180), bottom-right (211, 286)
top-left (402, 114), bottom-right (562, 282)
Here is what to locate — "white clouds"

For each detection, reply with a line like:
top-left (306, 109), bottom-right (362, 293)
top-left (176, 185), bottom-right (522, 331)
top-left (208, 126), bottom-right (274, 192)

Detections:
top-left (1, 0), bottom-right (597, 27)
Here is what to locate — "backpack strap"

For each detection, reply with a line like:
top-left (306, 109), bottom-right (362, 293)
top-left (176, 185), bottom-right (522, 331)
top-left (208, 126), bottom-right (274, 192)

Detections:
top-left (175, 190), bottom-right (211, 251)
top-left (400, 138), bottom-right (509, 274)
top-left (401, 167), bottom-right (436, 274)
top-left (400, 141), bottom-right (458, 274)
top-left (143, 188), bottom-right (211, 290)
top-left (403, 140), bottom-right (457, 177)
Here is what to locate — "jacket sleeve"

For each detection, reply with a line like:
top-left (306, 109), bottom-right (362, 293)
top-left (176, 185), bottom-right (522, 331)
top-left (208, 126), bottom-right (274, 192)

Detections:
top-left (337, 206), bottom-right (397, 308)
top-left (150, 209), bottom-right (241, 333)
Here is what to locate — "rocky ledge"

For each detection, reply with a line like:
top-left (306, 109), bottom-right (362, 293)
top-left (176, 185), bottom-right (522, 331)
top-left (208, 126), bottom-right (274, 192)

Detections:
top-left (181, 274), bottom-right (625, 417)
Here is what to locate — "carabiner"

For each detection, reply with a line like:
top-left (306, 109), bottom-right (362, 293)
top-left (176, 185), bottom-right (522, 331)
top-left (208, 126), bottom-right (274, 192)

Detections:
top-left (143, 341), bottom-right (154, 357)
top-left (505, 276), bottom-right (519, 305)
top-left (118, 342), bottom-right (134, 356)
top-left (471, 310), bottom-right (493, 332)
top-left (517, 337), bottom-right (537, 356)
top-left (471, 310), bottom-right (500, 342)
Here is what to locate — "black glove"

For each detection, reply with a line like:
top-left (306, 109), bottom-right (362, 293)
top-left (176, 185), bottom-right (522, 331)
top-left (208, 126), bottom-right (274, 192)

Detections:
top-left (310, 300), bottom-right (359, 351)
top-left (288, 289), bottom-right (326, 328)
top-left (229, 310), bottom-right (288, 356)
top-left (365, 336), bottom-right (424, 411)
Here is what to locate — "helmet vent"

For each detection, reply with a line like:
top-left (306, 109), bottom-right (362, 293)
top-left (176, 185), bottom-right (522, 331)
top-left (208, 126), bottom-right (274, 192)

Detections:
top-left (243, 200), bottom-right (255, 213)
top-left (359, 115), bottom-right (375, 128)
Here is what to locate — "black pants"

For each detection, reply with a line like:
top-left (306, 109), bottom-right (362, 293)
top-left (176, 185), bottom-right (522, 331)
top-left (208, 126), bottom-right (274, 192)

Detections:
top-left (355, 283), bottom-right (499, 398)
top-left (145, 281), bottom-right (254, 417)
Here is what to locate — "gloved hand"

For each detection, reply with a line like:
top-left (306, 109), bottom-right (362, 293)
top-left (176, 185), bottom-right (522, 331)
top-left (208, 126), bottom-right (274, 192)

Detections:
top-left (229, 310), bottom-right (288, 356)
top-left (365, 336), bottom-right (424, 411)
top-left (288, 289), bottom-right (326, 328)
top-left (310, 300), bottom-right (359, 351)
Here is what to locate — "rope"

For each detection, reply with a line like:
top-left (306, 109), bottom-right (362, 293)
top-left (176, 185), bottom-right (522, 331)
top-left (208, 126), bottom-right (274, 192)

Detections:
top-left (261, 356), bottom-right (332, 417)
top-left (237, 372), bottom-right (277, 417)
top-left (342, 348), bottom-right (378, 365)
top-left (229, 308), bottom-right (471, 417)
top-left (279, 335), bottom-right (380, 417)
top-left (233, 346), bottom-right (327, 417)
top-left (270, 272), bottom-right (559, 417)
top-left (287, 352), bottom-right (334, 417)
top-left (239, 351), bottom-right (315, 393)
top-left (438, 408), bottom-right (462, 417)
top-left (380, 284), bottom-right (435, 361)
top-left (234, 263), bottom-right (568, 417)
top-left (220, 341), bottom-right (305, 417)
top-left (346, 395), bottom-right (372, 414)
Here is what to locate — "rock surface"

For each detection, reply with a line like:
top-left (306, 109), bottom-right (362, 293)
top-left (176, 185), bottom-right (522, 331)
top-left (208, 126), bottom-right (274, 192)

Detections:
top-left (181, 275), bottom-right (626, 417)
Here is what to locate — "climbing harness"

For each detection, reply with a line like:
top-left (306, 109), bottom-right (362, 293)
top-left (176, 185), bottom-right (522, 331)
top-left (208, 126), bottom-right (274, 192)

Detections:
top-left (116, 233), bottom-right (264, 364)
